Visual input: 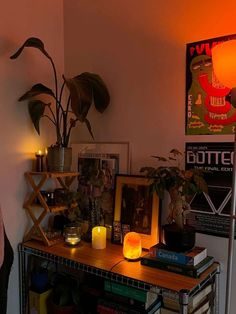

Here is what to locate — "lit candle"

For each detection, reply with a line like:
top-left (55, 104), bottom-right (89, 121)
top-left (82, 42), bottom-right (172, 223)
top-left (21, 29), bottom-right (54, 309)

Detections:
top-left (64, 226), bottom-right (81, 247)
top-left (123, 232), bottom-right (142, 260)
top-left (92, 226), bottom-right (107, 249)
top-left (35, 150), bottom-right (44, 172)
top-left (65, 236), bottom-right (80, 246)
top-left (45, 148), bottom-right (49, 171)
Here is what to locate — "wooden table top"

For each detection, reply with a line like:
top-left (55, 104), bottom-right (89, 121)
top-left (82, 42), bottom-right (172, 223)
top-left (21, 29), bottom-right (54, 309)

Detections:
top-left (22, 240), bottom-right (219, 293)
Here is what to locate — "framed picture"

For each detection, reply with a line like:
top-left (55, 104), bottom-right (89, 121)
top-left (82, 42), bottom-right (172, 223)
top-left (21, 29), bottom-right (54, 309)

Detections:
top-left (71, 142), bottom-right (130, 226)
top-left (112, 174), bottom-right (160, 249)
top-left (185, 34), bottom-right (236, 135)
top-left (71, 142), bottom-right (130, 175)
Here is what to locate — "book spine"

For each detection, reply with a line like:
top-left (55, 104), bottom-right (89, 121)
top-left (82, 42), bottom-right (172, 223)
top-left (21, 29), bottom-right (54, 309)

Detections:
top-left (152, 249), bottom-right (192, 265)
top-left (141, 258), bottom-right (199, 278)
top-left (97, 303), bottom-right (116, 314)
top-left (104, 291), bottom-right (147, 310)
top-left (104, 280), bottom-right (148, 302)
top-left (97, 297), bottom-right (144, 314)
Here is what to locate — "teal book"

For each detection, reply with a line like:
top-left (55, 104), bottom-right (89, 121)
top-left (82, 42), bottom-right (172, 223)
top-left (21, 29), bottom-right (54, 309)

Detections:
top-left (141, 255), bottom-right (214, 278)
top-left (149, 243), bottom-right (207, 267)
top-left (104, 280), bottom-right (158, 309)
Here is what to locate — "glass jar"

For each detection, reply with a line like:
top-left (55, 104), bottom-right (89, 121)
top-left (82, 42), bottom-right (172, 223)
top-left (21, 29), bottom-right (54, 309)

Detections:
top-left (64, 224), bottom-right (81, 247)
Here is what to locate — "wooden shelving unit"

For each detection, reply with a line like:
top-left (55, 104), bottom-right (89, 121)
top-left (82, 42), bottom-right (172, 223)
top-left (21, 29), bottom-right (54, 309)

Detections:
top-left (23, 171), bottom-right (79, 246)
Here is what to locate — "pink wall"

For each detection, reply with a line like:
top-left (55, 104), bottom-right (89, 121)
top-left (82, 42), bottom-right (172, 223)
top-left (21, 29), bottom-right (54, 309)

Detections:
top-left (64, 1), bottom-right (236, 312)
top-left (0, 1), bottom-right (64, 312)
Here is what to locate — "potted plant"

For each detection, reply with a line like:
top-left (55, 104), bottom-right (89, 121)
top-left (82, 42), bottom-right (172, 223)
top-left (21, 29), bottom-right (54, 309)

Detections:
top-left (10, 37), bottom-right (110, 172)
top-left (140, 149), bottom-right (208, 251)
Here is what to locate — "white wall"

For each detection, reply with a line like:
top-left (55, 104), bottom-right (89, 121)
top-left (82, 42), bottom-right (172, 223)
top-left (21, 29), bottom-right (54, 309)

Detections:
top-left (64, 1), bottom-right (236, 313)
top-left (0, 1), bottom-right (64, 313)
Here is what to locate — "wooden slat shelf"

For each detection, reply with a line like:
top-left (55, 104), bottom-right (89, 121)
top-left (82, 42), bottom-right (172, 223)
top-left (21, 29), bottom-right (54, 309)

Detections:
top-left (23, 171), bottom-right (80, 246)
top-left (24, 203), bottom-right (68, 213)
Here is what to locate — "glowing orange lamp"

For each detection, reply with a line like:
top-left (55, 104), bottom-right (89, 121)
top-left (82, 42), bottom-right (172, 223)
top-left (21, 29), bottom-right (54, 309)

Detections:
top-left (123, 232), bottom-right (142, 261)
top-left (212, 40), bottom-right (236, 89)
top-left (212, 39), bottom-right (236, 314)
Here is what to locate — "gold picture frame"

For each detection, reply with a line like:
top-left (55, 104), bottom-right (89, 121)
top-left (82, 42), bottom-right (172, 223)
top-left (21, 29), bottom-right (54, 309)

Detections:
top-left (112, 175), bottom-right (160, 249)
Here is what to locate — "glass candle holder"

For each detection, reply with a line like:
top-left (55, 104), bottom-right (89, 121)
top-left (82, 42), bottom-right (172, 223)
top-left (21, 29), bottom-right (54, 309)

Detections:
top-left (64, 225), bottom-right (81, 247)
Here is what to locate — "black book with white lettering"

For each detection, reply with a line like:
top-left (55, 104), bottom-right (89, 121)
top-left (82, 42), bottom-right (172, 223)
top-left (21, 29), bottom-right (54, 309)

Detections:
top-left (141, 254), bottom-right (214, 278)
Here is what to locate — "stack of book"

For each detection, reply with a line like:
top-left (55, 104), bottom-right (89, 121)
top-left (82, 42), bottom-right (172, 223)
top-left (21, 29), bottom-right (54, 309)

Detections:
top-left (161, 282), bottom-right (213, 313)
top-left (141, 243), bottom-right (214, 278)
top-left (97, 280), bottom-right (162, 314)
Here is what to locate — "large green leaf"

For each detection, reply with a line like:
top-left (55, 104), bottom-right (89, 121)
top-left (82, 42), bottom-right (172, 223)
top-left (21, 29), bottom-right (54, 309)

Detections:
top-left (19, 84), bottom-right (55, 101)
top-left (28, 99), bottom-right (47, 134)
top-left (78, 72), bottom-right (110, 113)
top-left (10, 37), bottom-right (51, 60)
top-left (64, 76), bottom-right (92, 122)
top-left (64, 72), bottom-right (110, 121)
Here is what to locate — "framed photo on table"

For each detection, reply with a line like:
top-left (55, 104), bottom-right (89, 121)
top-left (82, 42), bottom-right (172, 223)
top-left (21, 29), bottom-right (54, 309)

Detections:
top-left (112, 174), bottom-right (160, 249)
top-left (71, 142), bottom-right (130, 226)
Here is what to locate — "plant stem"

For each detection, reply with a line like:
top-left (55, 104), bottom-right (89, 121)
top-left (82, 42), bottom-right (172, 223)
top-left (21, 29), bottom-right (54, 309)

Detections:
top-left (48, 56), bottom-right (61, 145)
top-left (65, 118), bottom-right (79, 147)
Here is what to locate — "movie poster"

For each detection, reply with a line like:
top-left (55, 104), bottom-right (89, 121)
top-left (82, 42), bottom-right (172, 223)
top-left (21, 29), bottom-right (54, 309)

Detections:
top-left (185, 142), bottom-right (234, 238)
top-left (186, 34), bottom-right (236, 135)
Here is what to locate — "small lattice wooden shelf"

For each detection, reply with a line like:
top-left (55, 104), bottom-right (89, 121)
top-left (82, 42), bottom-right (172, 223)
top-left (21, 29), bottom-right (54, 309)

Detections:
top-left (23, 171), bottom-right (79, 246)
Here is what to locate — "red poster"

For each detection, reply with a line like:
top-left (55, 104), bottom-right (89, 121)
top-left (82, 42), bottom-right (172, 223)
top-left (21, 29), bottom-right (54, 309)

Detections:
top-left (186, 34), bottom-right (236, 135)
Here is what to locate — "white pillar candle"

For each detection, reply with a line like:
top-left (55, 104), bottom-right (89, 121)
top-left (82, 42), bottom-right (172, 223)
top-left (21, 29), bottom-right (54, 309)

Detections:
top-left (92, 226), bottom-right (106, 249)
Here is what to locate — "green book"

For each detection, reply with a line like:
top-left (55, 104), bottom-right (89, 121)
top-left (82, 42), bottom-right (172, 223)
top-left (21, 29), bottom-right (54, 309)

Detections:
top-left (140, 255), bottom-right (214, 278)
top-left (104, 280), bottom-right (158, 307)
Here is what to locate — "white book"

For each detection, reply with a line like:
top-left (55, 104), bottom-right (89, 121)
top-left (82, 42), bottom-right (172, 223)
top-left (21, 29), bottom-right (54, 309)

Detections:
top-left (192, 301), bottom-right (210, 314)
top-left (163, 283), bottom-right (212, 312)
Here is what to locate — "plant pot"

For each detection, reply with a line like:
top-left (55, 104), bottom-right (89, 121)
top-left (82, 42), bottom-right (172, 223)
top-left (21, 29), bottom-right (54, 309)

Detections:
top-left (163, 223), bottom-right (195, 252)
top-left (47, 147), bottom-right (72, 172)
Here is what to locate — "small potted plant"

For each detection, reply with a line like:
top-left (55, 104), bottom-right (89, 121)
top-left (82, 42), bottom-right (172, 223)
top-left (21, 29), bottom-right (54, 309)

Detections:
top-left (10, 37), bottom-right (110, 172)
top-left (140, 149), bottom-right (208, 251)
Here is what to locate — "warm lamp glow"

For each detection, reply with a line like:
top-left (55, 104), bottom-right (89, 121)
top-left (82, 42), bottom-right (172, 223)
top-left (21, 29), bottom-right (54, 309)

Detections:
top-left (212, 40), bottom-right (236, 88)
top-left (123, 232), bottom-right (142, 260)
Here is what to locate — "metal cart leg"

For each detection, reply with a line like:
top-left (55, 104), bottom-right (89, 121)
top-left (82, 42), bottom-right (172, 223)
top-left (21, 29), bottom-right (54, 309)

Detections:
top-left (179, 289), bottom-right (189, 314)
top-left (214, 264), bottom-right (220, 314)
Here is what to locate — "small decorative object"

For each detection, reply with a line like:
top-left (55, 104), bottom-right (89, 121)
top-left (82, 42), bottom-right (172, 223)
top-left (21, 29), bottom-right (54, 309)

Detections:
top-left (35, 150), bottom-right (44, 172)
top-left (105, 224), bottom-right (112, 240)
top-left (64, 225), bottom-right (81, 247)
top-left (92, 226), bottom-right (106, 249)
top-left (10, 37), bottom-right (110, 172)
top-left (38, 191), bottom-right (55, 206)
top-left (140, 149), bottom-right (208, 251)
top-left (123, 232), bottom-right (142, 261)
top-left (54, 188), bottom-right (67, 205)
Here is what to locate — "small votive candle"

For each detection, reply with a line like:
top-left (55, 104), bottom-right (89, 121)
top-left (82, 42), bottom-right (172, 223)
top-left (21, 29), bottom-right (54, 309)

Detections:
top-left (123, 232), bottom-right (142, 260)
top-left (92, 226), bottom-right (107, 249)
top-left (35, 150), bottom-right (44, 172)
top-left (64, 225), bottom-right (81, 247)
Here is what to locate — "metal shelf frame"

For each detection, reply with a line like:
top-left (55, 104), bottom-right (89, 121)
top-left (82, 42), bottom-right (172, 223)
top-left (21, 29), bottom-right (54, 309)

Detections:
top-left (18, 243), bottom-right (220, 314)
